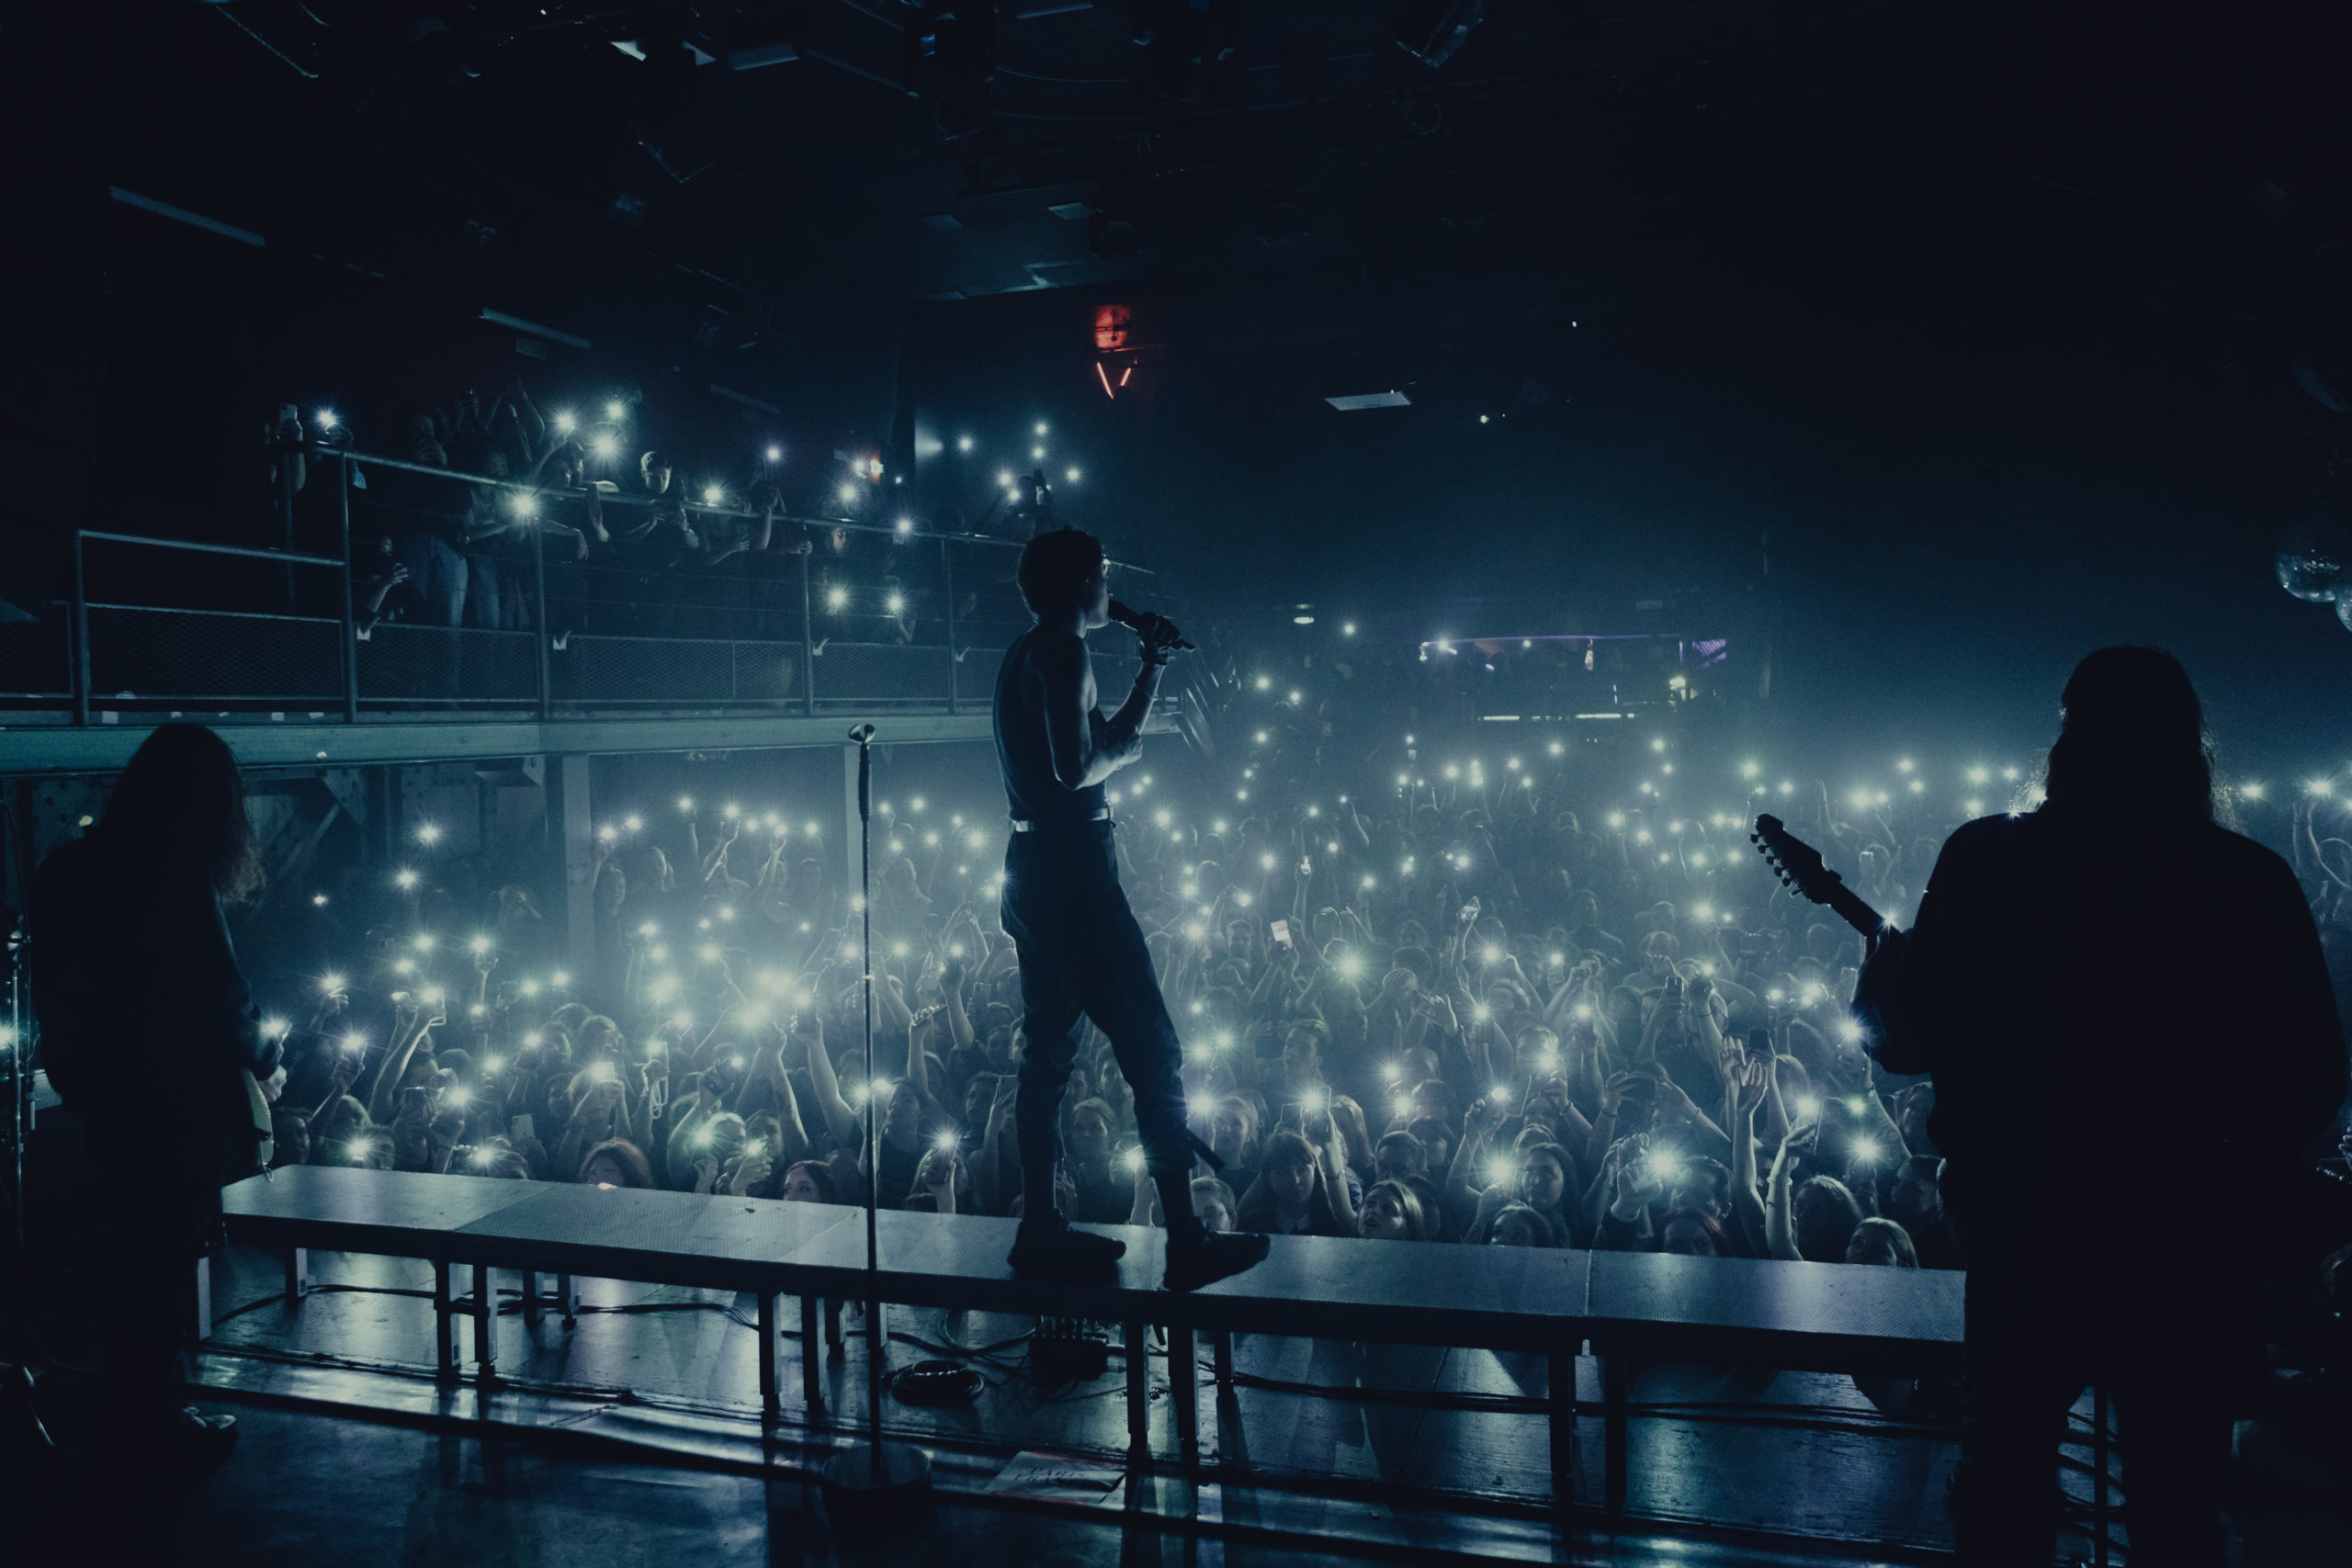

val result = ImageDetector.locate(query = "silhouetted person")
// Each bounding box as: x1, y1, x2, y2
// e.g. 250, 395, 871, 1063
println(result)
992, 527, 1267, 1290
1858, 648, 2346, 1567
31, 724, 282, 1471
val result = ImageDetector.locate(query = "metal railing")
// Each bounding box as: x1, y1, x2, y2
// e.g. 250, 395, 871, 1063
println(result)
30, 444, 1158, 726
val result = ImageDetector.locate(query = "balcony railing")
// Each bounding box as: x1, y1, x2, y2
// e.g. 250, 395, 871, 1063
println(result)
17, 445, 1158, 727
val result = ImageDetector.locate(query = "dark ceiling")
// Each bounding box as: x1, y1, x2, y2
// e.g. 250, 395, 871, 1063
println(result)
63, 2, 2352, 321
9, 1, 2352, 741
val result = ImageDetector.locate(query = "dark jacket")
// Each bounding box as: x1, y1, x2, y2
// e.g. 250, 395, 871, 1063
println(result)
31, 834, 277, 1179
1860, 807, 2344, 1279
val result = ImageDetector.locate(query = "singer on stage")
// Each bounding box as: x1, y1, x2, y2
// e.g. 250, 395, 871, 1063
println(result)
993, 528, 1269, 1290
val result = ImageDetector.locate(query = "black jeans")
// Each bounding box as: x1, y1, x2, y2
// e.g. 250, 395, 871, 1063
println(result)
1000, 821, 1190, 1221
1955, 1262, 2243, 1568
96, 1121, 220, 1431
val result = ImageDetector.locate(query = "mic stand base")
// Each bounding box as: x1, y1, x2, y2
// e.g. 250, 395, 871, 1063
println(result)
819, 1438, 933, 1529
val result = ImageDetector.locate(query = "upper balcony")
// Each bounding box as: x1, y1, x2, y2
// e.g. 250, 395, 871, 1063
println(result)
0, 444, 1170, 774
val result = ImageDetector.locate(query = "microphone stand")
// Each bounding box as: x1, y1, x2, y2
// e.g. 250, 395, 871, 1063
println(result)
819, 724, 931, 1520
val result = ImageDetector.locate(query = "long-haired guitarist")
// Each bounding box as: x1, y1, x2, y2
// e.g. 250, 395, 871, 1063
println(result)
1852, 649, 2345, 1568
31, 723, 280, 1471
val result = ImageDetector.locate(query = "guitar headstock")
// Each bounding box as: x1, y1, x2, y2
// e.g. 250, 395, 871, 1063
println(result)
1749, 814, 1845, 908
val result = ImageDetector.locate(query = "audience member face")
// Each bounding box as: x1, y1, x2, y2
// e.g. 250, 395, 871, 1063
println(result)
1520, 1153, 1566, 1212
1662, 1213, 1719, 1257
1847, 1226, 1905, 1267
1208, 1107, 1249, 1165
1488, 1210, 1541, 1247
1360, 1189, 1411, 1239
1670, 1170, 1724, 1220
1068, 1111, 1111, 1166
1266, 1152, 1314, 1209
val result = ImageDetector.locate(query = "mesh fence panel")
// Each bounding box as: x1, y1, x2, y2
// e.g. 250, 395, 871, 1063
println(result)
90, 606, 342, 703
729, 641, 801, 702
811, 642, 952, 705
0, 611, 71, 697
955, 646, 1007, 707
561, 636, 736, 705
360, 625, 537, 704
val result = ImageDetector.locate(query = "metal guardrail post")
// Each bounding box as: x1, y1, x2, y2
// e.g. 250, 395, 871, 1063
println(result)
798, 545, 816, 716
941, 536, 957, 716
70, 534, 89, 727
532, 525, 551, 721
337, 454, 358, 723
277, 438, 299, 604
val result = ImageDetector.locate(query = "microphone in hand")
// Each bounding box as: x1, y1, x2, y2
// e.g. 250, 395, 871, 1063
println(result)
1108, 598, 1193, 661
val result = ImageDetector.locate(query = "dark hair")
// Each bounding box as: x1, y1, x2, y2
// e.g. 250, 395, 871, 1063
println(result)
576, 1137, 654, 1189
1375, 1130, 1429, 1175
1191, 1176, 1238, 1222
1845, 1215, 1919, 1268
2042, 647, 2218, 823
1517, 1142, 1577, 1206
1015, 527, 1104, 617
1258, 1128, 1316, 1172
1674, 1155, 1733, 1205
100, 724, 261, 903
1487, 1201, 1559, 1247
783, 1159, 842, 1202
1792, 1174, 1866, 1263
1661, 1208, 1728, 1256
1361, 1178, 1433, 1240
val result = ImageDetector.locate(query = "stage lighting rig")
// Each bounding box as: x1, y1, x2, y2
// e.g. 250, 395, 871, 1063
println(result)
1131, 0, 1240, 103
1392, 0, 1487, 70
902, 3, 997, 138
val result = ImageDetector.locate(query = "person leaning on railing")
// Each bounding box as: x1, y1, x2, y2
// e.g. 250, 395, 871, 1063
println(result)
375, 413, 473, 629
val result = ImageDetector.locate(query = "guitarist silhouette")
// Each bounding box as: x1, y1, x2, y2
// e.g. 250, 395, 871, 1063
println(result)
1847, 649, 2344, 1568
31, 724, 280, 1471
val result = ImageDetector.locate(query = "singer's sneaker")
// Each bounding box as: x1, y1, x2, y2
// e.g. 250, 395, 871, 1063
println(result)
1008, 1214, 1126, 1277
1162, 1224, 1269, 1292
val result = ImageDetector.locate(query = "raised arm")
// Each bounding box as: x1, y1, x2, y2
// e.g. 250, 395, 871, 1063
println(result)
939, 954, 975, 1053
1726, 1057, 1770, 1255
1765, 1125, 1813, 1261
796, 1010, 858, 1146
366, 999, 435, 1125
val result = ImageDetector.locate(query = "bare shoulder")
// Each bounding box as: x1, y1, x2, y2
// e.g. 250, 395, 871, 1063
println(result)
1026, 629, 1092, 688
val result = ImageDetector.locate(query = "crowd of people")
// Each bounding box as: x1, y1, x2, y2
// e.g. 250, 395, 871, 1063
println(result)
276, 384, 1043, 650
238, 690, 2352, 1340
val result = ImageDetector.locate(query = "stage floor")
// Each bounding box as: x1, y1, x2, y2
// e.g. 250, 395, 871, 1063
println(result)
7, 1242, 2345, 1565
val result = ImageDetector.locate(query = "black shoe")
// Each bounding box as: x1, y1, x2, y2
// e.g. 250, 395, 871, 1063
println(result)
1163, 1229, 1269, 1292
1008, 1216, 1126, 1278
105, 1406, 238, 1474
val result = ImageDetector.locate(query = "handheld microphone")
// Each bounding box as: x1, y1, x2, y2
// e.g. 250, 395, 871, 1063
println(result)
1107, 599, 1194, 652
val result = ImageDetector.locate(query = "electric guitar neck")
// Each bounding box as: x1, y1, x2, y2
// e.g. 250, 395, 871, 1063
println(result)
1748, 815, 1889, 939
